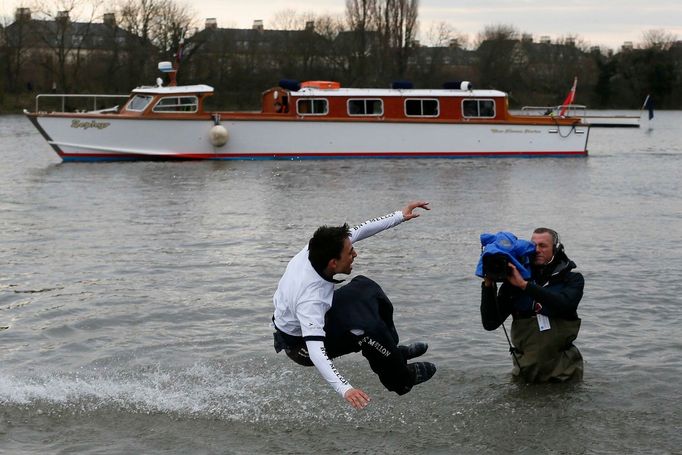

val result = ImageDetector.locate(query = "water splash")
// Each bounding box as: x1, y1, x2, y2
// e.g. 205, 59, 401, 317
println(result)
0, 361, 297, 421
0, 360, 468, 427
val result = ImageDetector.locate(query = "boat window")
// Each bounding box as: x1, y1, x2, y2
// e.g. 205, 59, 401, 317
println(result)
405, 99, 439, 117
297, 98, 328, 116
348, 99, 383, 116
152, 96, 198, 113
125, 94, 153, 112
462, 99, 496, 118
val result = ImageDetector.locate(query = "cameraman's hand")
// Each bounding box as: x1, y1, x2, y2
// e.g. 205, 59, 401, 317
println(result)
506, 263, 528, 289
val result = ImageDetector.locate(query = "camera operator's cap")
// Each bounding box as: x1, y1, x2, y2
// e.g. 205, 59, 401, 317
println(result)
475, 231, 536, 279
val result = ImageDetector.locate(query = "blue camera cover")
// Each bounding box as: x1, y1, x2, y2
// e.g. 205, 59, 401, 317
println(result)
475, 231, 536, 279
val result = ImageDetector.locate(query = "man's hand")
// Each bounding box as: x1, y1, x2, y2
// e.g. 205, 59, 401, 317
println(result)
506, 263, 528, 290
344, 388, 370, 410
402, 201, 430, 220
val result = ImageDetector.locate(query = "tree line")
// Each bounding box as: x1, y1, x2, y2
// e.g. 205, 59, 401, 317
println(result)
1, 0, 680, 112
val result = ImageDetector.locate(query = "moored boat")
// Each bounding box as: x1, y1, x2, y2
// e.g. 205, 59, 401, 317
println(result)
25, 63, 590, 162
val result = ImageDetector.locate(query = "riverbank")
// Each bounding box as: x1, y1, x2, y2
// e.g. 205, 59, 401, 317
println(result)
0, 92, 34, 114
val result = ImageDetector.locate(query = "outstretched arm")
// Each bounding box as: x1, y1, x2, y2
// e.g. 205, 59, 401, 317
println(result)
350, 201, 430, 244
305, 340, 370, 409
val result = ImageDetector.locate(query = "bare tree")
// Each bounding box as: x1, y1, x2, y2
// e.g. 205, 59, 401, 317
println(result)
373, 0, 419, 79
555, 34, 590, 52
2, 9, 33, 92
424, 21, 466, 48
154, 0, 195, 58
117, 0, 160, 44
474, 23, 518, 48
309, 13, 346, 79
344, 0, 376, 84
640, 29, 677, 51
271, 9, 302, 31
28, 0, 103, 92
116, 0, 194, 83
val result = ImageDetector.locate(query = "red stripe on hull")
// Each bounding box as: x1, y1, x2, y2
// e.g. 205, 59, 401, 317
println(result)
59, 150, 588, 160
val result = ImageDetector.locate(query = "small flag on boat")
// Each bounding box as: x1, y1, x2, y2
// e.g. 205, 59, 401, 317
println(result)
558, 77, 577, 117
642, 95, 654, 120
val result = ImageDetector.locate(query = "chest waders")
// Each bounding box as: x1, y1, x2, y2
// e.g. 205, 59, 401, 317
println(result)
507, 316, 583, 382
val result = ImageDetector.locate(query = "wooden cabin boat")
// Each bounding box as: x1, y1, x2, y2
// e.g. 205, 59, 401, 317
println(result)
25, 64, 589, 162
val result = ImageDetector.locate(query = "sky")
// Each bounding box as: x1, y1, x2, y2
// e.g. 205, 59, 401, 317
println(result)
2, 0, 681, 50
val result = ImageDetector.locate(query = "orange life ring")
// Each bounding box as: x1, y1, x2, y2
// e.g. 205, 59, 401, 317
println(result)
300, 81, 341, 89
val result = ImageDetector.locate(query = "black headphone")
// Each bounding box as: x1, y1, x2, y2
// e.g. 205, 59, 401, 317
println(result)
549, 229, 564, 255
535, 227, 563, 255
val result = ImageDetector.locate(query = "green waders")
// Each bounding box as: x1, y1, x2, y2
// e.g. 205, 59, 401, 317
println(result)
510, 316, 583, 382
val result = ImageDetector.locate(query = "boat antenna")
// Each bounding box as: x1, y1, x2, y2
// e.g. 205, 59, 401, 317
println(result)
168, 67, 177, 87
170, 37, 185, 87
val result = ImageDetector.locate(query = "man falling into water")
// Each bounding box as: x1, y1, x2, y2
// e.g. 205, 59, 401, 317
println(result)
272, 201, 436, 409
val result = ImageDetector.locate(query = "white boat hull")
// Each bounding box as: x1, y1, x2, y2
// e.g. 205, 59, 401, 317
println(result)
29, 116, 589, 161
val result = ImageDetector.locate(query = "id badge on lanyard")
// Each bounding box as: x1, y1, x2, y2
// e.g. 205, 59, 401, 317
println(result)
533, 282, 552, 332
537, 313, 551, 331
534, 290, 551, 331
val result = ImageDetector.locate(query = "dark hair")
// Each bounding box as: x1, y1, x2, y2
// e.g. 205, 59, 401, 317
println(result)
308, 223, 351, 272
533, 227, 561, 252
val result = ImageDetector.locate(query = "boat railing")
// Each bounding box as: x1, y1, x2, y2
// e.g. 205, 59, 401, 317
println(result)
521, 103, 642, 127
34, 94, 129, 114
521, 104, 587, 117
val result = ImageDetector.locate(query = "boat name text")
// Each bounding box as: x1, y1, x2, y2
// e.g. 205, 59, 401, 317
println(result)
71, 120, 111, 130
491, 128, 541, 134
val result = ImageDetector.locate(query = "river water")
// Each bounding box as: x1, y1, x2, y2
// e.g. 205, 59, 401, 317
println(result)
1, 113, 680, 454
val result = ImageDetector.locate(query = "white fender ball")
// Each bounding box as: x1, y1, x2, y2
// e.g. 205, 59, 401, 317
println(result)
209, 124, 229, 147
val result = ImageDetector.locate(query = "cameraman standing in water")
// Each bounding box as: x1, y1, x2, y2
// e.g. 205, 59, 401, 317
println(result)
480, 228, 584, 382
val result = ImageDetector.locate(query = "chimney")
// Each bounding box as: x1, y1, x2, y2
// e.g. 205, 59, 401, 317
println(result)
103, 12, 116, 27
305, 21, 315, 32
56, 10, 70, 23
15, 7, 31, 21
448, 38, 459, 48
205, 18, 217, 30
622, 41, 633, 50
252, 19, 263, 31
522, 33, 533, 43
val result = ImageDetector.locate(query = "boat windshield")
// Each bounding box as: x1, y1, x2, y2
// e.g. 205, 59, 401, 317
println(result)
152, 96, 199, 113
126, 94, 153, 112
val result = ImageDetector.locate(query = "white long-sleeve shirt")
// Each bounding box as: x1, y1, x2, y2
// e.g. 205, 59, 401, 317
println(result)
273, 210, 404, 396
